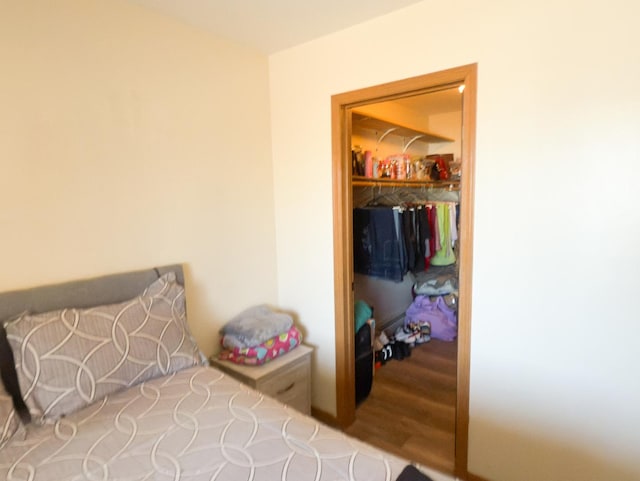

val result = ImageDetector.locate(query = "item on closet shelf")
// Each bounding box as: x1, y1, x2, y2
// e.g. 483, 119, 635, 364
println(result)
414, 158, 428, 179
435, 156, 449, 180
378, 157, 394, 178
404, 295, 458, 342
383, 154, 405, 180
352, 147, 364, 176
404, 156, 413, 180
426, 153, 453, 181
449, 160, 461, 179
364, 150, 374, 178
395, 155, 406, 180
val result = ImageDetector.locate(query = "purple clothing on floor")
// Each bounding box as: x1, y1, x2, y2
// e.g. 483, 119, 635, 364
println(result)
404, 295, 458, 341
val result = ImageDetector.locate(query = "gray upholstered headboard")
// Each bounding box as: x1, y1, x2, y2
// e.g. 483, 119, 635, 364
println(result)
0, 264, 184, 323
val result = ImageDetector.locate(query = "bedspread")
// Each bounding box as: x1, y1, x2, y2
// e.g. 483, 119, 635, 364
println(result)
0, 366, 410, 481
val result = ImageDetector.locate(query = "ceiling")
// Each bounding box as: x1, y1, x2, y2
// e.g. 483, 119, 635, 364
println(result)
125, 1, 461, 114
127, 0, 424, 54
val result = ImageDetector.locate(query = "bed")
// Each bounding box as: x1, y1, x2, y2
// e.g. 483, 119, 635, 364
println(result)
0, 265, 441, 481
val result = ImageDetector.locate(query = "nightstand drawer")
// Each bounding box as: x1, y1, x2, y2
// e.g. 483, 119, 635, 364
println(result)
210, 345, 312, 415
258, 361, 310, 412
276, 381, 310, 414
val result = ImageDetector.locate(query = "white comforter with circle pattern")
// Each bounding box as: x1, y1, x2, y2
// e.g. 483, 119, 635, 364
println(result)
0, 366, 411, 481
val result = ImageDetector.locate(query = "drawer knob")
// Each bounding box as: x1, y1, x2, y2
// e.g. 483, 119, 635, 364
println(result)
276, 382, 295, 395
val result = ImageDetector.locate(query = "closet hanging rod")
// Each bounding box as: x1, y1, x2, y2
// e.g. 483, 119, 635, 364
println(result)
352, 178, 460, 190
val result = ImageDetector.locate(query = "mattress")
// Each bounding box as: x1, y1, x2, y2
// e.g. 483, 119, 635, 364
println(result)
0, 366, 412, 481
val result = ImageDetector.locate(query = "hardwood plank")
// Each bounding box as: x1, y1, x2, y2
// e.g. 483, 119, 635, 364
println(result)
345, 339, 457, 476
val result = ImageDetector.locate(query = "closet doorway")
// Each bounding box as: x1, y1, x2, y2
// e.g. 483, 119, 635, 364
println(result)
331, 64, 477, 478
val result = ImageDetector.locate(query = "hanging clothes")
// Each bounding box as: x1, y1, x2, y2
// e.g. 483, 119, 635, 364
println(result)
430, 202, 457, 267
401, 208, 416, 273
392, 207, 408, 275
353, 206, 404, 282
449, 203, 458, 248
425, 205, 435, 268
353, 200, 457, 280
413, 206, 431, 273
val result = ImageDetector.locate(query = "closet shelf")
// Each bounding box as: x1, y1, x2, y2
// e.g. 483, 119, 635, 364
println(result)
352, 176, 460, 190
352, 112, 454, 144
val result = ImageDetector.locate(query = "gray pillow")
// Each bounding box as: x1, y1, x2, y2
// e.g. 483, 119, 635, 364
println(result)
6, 272, 202, 423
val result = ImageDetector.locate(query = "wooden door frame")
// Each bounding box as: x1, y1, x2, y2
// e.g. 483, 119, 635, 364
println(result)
331, 64, 477, 479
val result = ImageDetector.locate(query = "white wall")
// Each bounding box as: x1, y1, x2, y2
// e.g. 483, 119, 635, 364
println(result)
0, 0, 278, 356
269, 1, 640, 480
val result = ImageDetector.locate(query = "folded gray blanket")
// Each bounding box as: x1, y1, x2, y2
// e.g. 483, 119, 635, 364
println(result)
220, 305, 293, 349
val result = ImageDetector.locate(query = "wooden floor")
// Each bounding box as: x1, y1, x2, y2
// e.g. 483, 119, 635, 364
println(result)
345, 339, 457, 475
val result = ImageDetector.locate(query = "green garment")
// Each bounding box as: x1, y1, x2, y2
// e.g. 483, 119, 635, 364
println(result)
430, 203, 456, 266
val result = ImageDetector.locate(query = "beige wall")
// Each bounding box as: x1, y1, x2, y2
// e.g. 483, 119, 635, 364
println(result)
0, 0, 278, 355
3, 1, 640, 480
269, 1, 640, 480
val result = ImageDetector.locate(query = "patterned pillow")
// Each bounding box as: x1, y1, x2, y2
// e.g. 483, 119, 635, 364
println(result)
0, 383, 22, 447
5, 272, 202, 423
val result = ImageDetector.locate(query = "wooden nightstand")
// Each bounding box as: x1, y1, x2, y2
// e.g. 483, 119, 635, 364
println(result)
210, 344, 312, 415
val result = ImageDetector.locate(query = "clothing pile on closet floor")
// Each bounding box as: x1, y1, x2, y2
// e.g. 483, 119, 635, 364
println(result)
409, 263, 459, 342
374, 322, 432, 366
218, 305, 301, 365
405, 294, 457, 342
373, 279, 459, 368
412, 264, 458, 297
